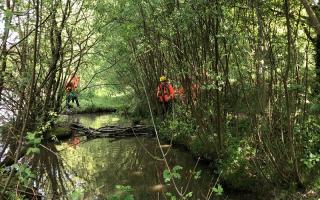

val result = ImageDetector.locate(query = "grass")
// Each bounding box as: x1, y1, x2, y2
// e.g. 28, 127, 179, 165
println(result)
72, 93, 131, 114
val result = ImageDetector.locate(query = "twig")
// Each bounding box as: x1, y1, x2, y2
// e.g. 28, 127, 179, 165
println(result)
183, 157, 200, 195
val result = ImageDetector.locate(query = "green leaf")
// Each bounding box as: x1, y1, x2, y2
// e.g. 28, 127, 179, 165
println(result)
165, 193, 176, 200
194, 170, 201, 179
115, 185, 133, 192
115, 185, 122, 189
171, 165, 183, 179
212, 184, 223, 196
12, 164, 19, 170
109, 195, 120, 200
166, 192, 172, 197
26, 132, 35, 141
34, 138, 42, 144
172, 165, 183, 172
4, 9, 13, 18
163, 169, 171, 183
27, 147, 40, 155
124, 194, 134, 200
172, 172, 181, 179
70, 189, 84, 200
26, 148, 33, 156
32, 147, 40, 154
185, 192, 193, 198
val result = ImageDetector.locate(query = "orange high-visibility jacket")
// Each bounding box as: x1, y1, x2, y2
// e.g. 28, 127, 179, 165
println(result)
66, 76, 80, 92
157, 82, 175, 102
71, 76, 80, 89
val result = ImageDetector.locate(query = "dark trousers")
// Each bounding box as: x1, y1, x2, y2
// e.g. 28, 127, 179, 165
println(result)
66, 92, 80, 109
160, 100, 172, 117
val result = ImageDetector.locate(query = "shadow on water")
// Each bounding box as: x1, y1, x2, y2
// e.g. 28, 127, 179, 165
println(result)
56, 137, 218, 199
33, 113, 267, 200
31, 143, 72, 199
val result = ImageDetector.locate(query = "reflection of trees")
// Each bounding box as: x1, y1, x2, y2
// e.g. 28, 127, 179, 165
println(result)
58, 137, 161, 198
67, 113, 131, 129
31, 143, 74, 199
37, 136, 214, 200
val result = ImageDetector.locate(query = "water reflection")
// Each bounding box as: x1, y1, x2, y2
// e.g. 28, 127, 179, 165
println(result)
32, 143, 71, 199
59, 113, 131, 129
57, 137, 214, 199
39, 113, 263, 200
47, 113, 217, 199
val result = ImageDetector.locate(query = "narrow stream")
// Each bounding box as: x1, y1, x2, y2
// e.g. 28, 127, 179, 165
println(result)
43, 113, 263, 200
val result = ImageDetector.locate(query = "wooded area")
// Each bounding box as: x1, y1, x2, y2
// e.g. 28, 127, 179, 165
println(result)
1, 0, 320, 199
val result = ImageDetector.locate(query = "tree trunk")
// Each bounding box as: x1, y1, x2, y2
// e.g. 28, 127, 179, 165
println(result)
0, 0, 15, 101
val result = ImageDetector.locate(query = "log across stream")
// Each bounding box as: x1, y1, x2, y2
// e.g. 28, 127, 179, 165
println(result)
70, 122, 155, 139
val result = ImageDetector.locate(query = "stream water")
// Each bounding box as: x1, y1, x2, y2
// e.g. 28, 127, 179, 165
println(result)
40, 113, 264, 200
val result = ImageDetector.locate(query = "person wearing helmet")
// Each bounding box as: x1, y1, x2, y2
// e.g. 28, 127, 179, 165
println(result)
157, 76, 174, 116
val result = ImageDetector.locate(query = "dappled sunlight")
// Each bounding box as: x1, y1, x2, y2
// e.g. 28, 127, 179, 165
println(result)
159, 144, 171, 149
3, 0, 318, 198
111, 117, 120, 122
150, 184, 165, 192
111, 93, 127, 97
62, 113, 131, 129
131, 171, 143, 176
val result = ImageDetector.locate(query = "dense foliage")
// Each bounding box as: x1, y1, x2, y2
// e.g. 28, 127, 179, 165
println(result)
1, 0, 320, 198
91, 0, 320, 193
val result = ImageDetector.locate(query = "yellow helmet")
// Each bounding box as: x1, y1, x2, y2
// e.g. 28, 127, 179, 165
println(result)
160, 76, 166, 82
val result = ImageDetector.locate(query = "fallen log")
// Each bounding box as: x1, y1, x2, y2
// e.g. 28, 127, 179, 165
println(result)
70, 122, 155, 139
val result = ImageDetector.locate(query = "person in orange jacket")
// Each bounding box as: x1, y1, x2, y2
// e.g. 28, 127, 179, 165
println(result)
66, 75, 80, 109
157, 76, 174, 116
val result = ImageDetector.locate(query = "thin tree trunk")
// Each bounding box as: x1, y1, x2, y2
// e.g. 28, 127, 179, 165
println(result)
0, 0, 15, 101
284, 0, 302, 186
